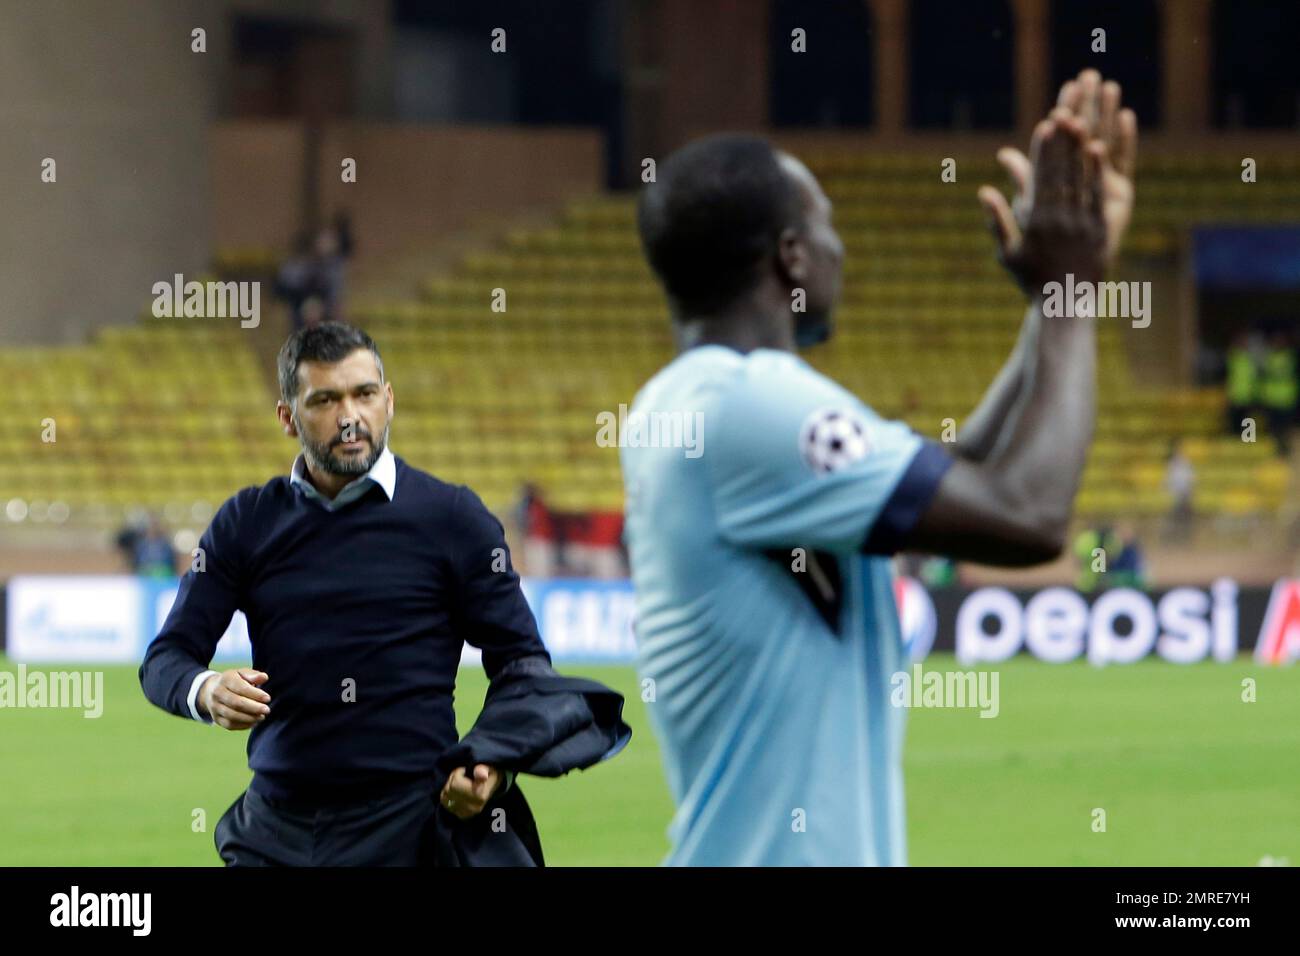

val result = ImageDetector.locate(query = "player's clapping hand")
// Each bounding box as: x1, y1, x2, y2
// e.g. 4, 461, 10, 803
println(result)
440, 764, 504, 820
199, 669, 271, 731
977, 107, 1107, 293
1052, 68, 1138, 261
978, 68, 1138, 292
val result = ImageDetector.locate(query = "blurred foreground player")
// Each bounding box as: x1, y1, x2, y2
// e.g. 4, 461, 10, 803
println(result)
141, 322, 628, 865
623, 71, 1137, 864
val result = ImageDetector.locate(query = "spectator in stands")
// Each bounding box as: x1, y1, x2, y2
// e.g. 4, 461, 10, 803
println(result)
1110, 521, 1147, 590
114, 509, 147, 566
312, 212, 353, 323
117, 512, 178, 578
1260, 330, 1297, 457
1163, 439, 1195, 543
513, 482, 557, 578
564, 511, 627, 579
1224, 332, 1258, 437
274, 213, 353, 332
274, 232, 320, 332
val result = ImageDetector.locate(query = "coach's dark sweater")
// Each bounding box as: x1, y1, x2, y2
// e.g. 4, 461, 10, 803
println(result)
139, 453, 548, 803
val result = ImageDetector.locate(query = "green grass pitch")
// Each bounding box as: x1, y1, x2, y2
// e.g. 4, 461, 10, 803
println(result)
1, 654, 1296, 865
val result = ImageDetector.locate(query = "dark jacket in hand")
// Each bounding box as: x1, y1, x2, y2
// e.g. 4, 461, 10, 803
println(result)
428, 655, 632, 866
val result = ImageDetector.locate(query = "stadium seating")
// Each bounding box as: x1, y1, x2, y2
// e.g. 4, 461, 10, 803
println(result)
0, 325, 282, 535
0, 152, 1294, 540
359, 151, 1297, 522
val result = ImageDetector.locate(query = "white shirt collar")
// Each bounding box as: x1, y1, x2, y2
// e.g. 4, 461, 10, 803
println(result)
289, 444, 396, 509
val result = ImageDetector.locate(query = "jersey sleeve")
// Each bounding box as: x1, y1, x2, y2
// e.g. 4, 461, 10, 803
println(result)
706, 353, 953, 555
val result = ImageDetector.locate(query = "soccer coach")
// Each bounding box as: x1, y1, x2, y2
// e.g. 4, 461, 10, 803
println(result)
140, 322, 548, 865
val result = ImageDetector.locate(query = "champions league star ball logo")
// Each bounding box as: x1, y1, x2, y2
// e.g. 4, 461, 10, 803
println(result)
800, 408, 871, 474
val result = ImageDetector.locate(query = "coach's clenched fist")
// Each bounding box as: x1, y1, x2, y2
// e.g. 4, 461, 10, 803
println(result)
439, 764, 504, 820
199, 669, 272, 731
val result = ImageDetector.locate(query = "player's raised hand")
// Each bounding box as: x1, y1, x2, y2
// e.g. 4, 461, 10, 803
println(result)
1055, 68, 1138, 260
199, 668, 271, 731
979, 113, 1107, 293
981, 69, 1137, 277
439, 764, 504, 820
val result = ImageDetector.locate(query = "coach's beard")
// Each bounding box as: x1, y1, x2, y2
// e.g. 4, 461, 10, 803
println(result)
298, 417, 390, 477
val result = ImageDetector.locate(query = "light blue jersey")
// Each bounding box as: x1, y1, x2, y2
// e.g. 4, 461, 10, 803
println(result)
621, 346, 952, 866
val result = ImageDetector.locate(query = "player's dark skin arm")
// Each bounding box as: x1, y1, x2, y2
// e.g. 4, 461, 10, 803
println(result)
955, 70, 1135, 465
906, 102, 1129, 567
913, 293, 1093, 566
952, 305, 1039, 463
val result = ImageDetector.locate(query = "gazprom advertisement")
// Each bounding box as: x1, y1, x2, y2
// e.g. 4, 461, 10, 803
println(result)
4, 575, 1299, 666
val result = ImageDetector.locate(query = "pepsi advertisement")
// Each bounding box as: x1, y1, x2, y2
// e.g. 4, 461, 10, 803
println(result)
3, 575, 1298, 665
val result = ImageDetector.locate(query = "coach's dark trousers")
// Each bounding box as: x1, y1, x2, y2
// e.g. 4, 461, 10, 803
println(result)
215, 779, 440, 866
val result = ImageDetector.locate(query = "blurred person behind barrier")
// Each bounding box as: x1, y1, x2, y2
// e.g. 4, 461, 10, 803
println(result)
275, 215, 353, 332
129, 512, 179, 578
1260, 330, 1296, 457
513, 482, 557, 578
1110, 521, 1147, 590
1225, 332, 1258, 436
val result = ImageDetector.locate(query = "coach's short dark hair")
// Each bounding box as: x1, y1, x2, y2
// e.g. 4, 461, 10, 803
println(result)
637, 133, 803, 314
277, 322, 384, 406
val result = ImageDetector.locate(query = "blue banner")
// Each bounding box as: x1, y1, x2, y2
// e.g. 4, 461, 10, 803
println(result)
1193, 226, 1300, 290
